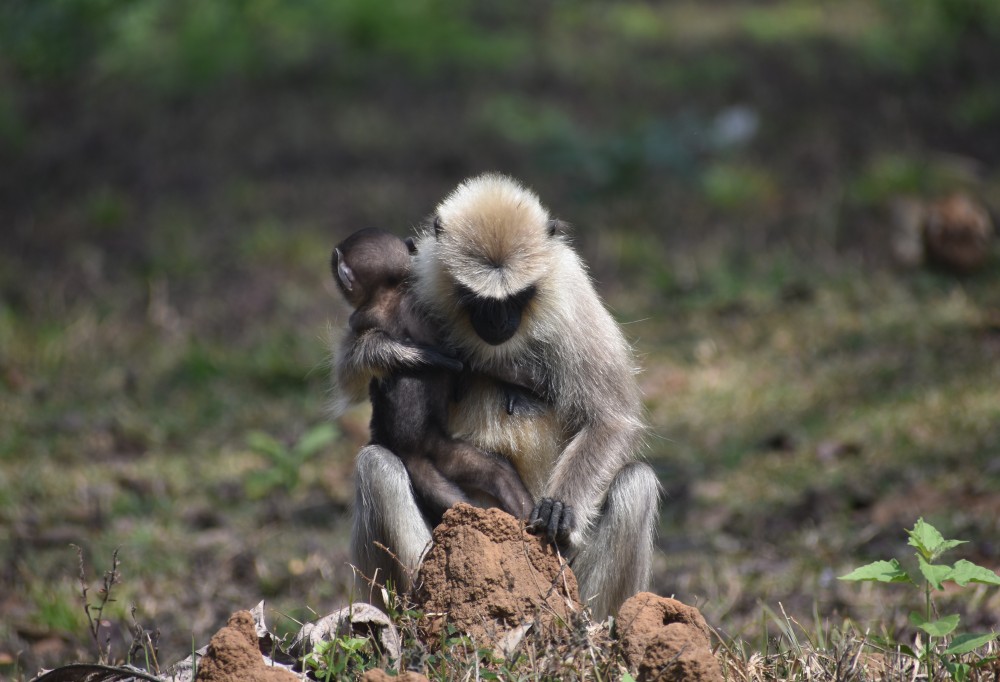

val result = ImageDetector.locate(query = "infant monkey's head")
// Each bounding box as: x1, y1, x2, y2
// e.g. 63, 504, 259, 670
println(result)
332, 228, 416, 309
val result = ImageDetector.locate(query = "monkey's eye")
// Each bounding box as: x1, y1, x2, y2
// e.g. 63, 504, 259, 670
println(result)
512, 284, 538, 307
455, 283, 478, 308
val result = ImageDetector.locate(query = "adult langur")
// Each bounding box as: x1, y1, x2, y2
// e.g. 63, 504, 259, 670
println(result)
344, 174, 660, 620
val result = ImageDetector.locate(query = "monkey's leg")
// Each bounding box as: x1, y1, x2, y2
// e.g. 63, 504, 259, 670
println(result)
435, 439, 534, 520
404, 456, 470, 527
351, 444, 432, 602
568, 461, 660, 622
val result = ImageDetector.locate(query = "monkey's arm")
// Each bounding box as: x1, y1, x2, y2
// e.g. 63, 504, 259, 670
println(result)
531, 415, 643, 553
353, 328, 463, 372
526, 337, 644, 552
338, 329, 462, 393
334, 329, 463, 412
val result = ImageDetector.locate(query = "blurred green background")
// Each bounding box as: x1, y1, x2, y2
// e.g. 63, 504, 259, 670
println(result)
2, 0, 1000, 676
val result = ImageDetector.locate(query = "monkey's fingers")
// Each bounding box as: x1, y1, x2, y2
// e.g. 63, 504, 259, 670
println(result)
528, 498, 551, 530
528, 497, 576, 551
546, 500, 565, 542
557, 504, 575, 542
423, 349, 463, 372
504, 385, 547, 416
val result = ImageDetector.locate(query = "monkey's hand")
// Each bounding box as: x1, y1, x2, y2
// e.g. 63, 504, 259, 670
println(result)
503, 383, 547, 416
528, 497, 576, 553
417, 345, 464, 373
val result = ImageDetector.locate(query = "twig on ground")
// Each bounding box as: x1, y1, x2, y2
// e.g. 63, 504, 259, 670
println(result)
73, 544, 122, 665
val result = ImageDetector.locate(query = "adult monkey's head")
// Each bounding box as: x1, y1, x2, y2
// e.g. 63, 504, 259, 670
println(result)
411, 174, 572, 357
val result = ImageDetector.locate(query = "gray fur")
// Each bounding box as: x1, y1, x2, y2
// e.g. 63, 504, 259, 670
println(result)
351, 444, 432, 598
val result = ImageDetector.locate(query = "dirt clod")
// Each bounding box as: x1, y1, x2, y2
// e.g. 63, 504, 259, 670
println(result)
195, 611, 299, 682
924, 193, 993, 274
616, 592, 722, 682
413, 503, 581, 649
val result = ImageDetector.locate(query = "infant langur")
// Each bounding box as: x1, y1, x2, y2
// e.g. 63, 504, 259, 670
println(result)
332, 228, 534, 525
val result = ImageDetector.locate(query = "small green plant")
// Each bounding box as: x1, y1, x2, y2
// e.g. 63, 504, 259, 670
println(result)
840, 518, 1000, 680
244, 423, 337, 498
303, 634, 373, 681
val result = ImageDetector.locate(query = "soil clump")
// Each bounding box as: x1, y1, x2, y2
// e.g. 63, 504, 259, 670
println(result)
194, 610, 298, 682
413, 503, 581, 649
615, 592, 722, 682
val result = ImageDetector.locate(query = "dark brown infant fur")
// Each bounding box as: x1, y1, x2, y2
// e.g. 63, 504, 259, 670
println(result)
333, 228, 534, 525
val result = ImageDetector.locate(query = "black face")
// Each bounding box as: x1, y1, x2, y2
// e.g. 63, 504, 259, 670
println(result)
457, 283, 537, 345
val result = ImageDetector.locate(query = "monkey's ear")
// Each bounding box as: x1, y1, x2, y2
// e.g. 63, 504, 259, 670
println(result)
433, 215, 444, 238
547, 219, 569, 237
404, 237, 418, 254
334, 248, 355, 291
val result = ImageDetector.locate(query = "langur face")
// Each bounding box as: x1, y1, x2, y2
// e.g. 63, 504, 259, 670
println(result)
457, 283, 537, 345
428, 174, 561, 346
